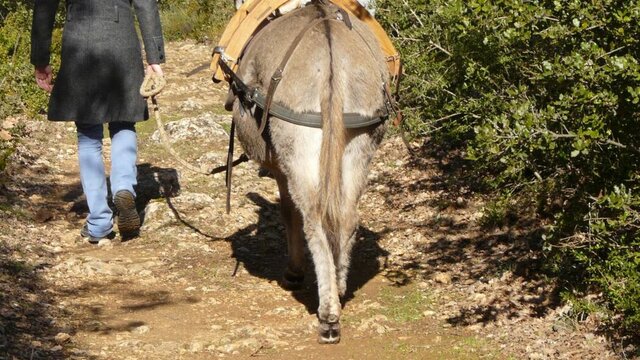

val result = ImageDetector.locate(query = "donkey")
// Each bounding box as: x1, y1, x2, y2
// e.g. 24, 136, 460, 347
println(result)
227, 1, 389, 343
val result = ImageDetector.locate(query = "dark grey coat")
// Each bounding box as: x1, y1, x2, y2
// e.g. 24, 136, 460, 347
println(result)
31, 0, 166, 124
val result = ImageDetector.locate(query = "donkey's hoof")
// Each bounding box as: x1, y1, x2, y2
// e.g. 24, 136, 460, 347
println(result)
280, 270, 304, 291
317, 320, 340, 344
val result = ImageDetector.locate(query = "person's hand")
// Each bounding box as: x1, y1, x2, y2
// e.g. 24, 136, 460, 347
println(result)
146, 64, 164, 77
35, 65, 53, 93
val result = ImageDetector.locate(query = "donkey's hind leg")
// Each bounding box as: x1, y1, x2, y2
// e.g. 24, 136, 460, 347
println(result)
336, 222, 358, 298
336, 127, 386, 297
275, 176, 306, 290
303, 219, 342, 344
334, 187, 360, 298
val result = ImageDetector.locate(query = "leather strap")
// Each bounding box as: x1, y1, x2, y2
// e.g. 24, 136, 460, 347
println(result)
259, 10, 340, 135
226, 120, 237, 214
219, 57, 389, 128
216, 5, 389, 130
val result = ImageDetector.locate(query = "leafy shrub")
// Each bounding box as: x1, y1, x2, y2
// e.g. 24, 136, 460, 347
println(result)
0, 118, 24, 173
0, 2, 59, 119
1, 1, 59, 171
378, 0, 640, 333
580, 185, 640, 330
159, 0, 235, 42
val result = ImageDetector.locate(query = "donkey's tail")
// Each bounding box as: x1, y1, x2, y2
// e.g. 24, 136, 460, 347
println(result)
318, 41, 346, 253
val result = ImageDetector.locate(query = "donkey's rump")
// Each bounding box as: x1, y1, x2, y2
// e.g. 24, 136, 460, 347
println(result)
237, 4, 388, 117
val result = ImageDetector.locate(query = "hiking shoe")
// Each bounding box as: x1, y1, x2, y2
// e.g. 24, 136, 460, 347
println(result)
80, 223, 115, 244
113, 190, 141, 238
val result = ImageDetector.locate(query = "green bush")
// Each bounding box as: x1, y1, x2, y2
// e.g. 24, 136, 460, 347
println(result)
579, 185, 640, 330
1, 1, 58, 171
0, 2, 57, 120
159, 0, 235, 41
378, 0, 640, 333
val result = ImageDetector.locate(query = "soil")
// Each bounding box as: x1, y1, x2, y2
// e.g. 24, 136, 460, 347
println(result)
0, 41, 623, 360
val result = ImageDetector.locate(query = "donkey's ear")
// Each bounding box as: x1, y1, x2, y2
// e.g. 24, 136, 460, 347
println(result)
235, 0, 244, 10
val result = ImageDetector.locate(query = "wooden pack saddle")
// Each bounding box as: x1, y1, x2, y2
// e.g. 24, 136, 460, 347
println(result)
210, 0, 401, 83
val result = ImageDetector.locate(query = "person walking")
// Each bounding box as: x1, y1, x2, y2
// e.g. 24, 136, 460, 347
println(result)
31, 0, 166, 243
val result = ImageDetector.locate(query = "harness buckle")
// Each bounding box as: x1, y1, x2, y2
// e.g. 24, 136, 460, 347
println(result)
272, 69, 283, 82
214, 46, 236, 64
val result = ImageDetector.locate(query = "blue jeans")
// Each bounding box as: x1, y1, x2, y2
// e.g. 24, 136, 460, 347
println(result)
76, 122, 137, 237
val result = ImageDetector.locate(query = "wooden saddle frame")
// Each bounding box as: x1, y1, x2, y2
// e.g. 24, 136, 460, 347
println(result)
210, 0, 401, 85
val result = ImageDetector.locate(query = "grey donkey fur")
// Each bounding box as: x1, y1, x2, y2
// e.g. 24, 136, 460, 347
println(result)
230, 3, 388, 343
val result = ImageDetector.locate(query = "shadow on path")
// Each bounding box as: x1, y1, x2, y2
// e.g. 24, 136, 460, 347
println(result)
0, 240, 69, 360
0, 161, 186, 358
225, 192, 389, 315
54, 279, 200, 336
372, 142, 562, 329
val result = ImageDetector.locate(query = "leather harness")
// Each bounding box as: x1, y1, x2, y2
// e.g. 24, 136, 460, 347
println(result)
215, 2, 400, 213
215, 4, 394, 133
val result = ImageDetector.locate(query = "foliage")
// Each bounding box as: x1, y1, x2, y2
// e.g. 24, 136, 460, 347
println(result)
478, 193, 518, 229
579, 185, 640, 330
1, 1, 55, 171
378, 0, 640, 332
158, 0, 235, 42
0, 119, 23, 173
0, 0, 30, 18
0, 2, 57, 120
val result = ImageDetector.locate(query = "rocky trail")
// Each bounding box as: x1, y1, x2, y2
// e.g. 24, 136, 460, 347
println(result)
0, 41, 618, 359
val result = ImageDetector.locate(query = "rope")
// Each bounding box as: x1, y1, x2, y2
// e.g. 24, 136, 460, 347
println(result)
140, 72, 167, 98
140, 73, 215, 175
140, 72, 250, 213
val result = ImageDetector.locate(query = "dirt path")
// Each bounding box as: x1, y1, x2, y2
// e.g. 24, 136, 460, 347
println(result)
0, 41, 618, 360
